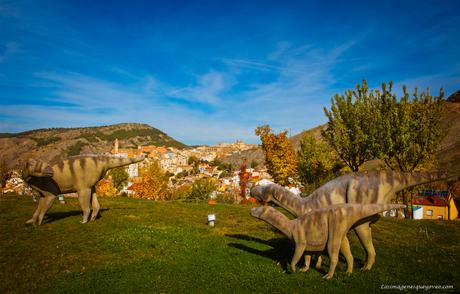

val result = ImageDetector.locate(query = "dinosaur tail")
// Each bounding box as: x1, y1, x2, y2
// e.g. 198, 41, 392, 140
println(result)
107, 156, 145, 169
337, 203, 406, 229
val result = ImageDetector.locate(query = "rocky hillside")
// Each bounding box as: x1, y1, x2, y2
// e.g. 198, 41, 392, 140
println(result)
224, 100, 460, 174
0, 123, 186, 167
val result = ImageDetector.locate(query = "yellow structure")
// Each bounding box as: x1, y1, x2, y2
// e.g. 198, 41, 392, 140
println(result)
412, 190, 459, 220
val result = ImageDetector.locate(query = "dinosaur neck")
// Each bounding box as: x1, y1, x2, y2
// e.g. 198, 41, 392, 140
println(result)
106, 157, 143, 169
259, 208, 294, 240
269, 185, 304, 216
391, 171, 447, 194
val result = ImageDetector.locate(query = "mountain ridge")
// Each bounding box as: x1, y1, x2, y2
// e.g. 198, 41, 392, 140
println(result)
0, 123, 186, 167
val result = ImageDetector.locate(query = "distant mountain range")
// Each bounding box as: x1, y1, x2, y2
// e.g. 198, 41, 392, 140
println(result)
0, 123, 186, 167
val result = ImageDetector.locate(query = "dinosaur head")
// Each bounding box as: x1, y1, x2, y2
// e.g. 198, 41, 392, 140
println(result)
22, 159, 54, 180
250, 185, 273, 203
250, 205, 269, 218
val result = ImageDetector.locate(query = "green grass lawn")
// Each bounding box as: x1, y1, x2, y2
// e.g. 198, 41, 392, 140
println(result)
1, 195, 459, 293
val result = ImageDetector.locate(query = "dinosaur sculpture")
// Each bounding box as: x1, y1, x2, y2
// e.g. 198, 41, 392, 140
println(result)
251, 203, 405, 279
23, 155, 145, 225
251, 170, 452, 270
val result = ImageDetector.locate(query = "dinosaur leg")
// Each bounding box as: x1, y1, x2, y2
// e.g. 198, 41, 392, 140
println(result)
354, 223, 376, 271
315, 256, 322, 269
90, 187, 100, 222
300, 255, 311, 272
27, 193, 44, 225
77, 188, 92, 224
290, 244, 305, 273
340, 236, 353, 274
324, 238, 341, 279
37, 192, 55, 225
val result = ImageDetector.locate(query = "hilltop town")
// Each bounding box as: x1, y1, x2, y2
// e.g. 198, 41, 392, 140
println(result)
109, 139, 277, 199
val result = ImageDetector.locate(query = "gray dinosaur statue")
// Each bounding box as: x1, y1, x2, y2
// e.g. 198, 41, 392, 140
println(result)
251, 203, 405, 279
23, 155, 145, 225
251, 170, 452, 270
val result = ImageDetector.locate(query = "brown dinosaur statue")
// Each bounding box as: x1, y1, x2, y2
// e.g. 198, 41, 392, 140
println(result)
251, 170, 454, 270
23, 155, 145, 225
251, 203, 405, 279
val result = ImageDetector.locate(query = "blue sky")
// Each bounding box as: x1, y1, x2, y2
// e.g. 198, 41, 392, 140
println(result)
1, 0, 459, 145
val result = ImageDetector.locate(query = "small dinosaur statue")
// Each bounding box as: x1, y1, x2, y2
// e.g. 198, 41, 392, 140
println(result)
23, 155, 145, 225
251, 203, 405, 279
251, 170, 453, 270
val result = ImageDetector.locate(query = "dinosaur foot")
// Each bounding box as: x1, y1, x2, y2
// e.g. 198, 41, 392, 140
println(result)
26, 218, 37, 225
300, 266, 309, 272
360, 264, 372, 271
80, 220, 88, 224
322, 273, 334, 279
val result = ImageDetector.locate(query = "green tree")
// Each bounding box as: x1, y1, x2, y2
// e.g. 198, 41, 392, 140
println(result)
250, 160, 258, 169
297, 136, 344, 193
255, 125, 297, 186
378, 83, 445, 172
322, 81, 380, 171
189, 178, 217, 200
109, 167, 129, 192
187, 156, 200, 166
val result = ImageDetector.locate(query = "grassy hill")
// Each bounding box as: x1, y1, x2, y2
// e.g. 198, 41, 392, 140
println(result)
1, 195, 459, 293
0, 123, 186, 167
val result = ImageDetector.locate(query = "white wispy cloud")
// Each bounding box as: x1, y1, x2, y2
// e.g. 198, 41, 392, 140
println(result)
2, 41, 357, 144
168, 71, 235, 105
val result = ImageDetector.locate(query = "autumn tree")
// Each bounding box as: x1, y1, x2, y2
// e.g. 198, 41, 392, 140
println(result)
0, 159, 10, 196
255, 125, 297, 186
109, 167, 129, 192
239, 164, 251, 201
322, 80, 380, 171
96, 179, 117, 197
132, 161, 169, 200
297, 136, 345, 193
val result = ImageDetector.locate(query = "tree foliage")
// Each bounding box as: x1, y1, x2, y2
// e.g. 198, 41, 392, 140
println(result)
131, 161, 169, 200
255, 125, 297, 186
109, 167, 129, 192
239, 164, 251, 198
322, 80, 445, 172
322, 81, 380, 171
297, 136, 345, 193
189, 178, 217, 200
172, 178, 218, 201
377, 83, 445, 172
0, 159, 10, 193
96, 179, 117, 197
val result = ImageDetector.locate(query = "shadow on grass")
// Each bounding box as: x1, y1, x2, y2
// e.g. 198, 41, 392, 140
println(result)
44, 208, 110, 223
227, 234, 325, 274
225, 234, 364, 275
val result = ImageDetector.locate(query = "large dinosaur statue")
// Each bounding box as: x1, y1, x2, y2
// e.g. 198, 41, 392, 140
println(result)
251, 203, 405, 279
23, 155, 145, 225
251, 170, 453, 270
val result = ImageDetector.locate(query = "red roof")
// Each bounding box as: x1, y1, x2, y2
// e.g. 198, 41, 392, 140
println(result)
412, 196, 449, 207
127, 183, 142, 191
